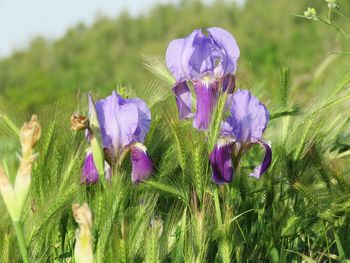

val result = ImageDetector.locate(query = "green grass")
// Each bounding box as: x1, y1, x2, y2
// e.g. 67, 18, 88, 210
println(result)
0, 60, 349, 262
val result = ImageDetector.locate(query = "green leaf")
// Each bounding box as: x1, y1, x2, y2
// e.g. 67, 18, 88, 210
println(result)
87, 93, 106, 187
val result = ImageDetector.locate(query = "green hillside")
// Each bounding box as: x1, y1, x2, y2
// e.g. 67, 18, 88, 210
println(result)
0, 0, 349, 112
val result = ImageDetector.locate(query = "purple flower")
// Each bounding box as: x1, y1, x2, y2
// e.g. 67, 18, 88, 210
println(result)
166, 27, 240, 130
209, 90, 272, 184
82, 91, 153, 183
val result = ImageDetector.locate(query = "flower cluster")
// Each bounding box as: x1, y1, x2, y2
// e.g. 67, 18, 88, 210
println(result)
166, 28, 272, 184
73, 27, 271, 187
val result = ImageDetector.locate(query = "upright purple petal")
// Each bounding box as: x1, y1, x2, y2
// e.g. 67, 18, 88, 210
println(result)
222, 90, 269, 143
166, 38, 186, 82
127, 97, 151, 143
188, 33, 222, 78
207, 27, 240, 75
81, 153, 111, 184
209, 141, 234, 184
131, 143, 153, 184
95, 91, 151, 156
193, 80, 220, 130
166, 27, 240, 84
173, 82, 193, 119
250, 141, 272, 179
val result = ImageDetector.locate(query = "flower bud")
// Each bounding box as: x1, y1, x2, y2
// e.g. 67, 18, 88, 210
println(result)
304, 7, 317, 19
14, 155, 35, 214
150, 217, 163, 238
72, 203, 93, 263
20, 115, 41, 159
71, 113, 89, 131
0, 165, 20, 221
326, 0, 337, 8
88, 94, 105, 181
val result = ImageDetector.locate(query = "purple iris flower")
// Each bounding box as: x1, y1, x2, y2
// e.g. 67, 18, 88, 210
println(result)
209, 90, 272, 184
82, 91, 153, 184
166, 27, 240, 130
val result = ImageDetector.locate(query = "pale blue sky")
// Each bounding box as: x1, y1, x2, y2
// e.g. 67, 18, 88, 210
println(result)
0, 0, 189, 57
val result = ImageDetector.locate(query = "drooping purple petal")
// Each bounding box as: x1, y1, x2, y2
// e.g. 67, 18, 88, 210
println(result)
131, 143, 153, 183
173, 82, 193, 119
81, 152, 111, 184
209, 141, 234, 184
193, 80, 220, 130
207, 27, 240, 74
222, 89, 270, 143
249, 141, 272, 179
95, 91, 151, 156
222, 74, 236, 93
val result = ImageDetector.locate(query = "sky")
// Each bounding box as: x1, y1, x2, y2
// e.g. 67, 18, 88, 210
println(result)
0, 0, 195, 58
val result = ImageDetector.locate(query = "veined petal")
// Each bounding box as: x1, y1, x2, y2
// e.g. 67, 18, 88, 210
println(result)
209, 141, 234, 184
131, 143, 153, 184
81, 153, 111, 184
249, 141, 272, 179
193, 80, 220, 130
173, 82, 193, 119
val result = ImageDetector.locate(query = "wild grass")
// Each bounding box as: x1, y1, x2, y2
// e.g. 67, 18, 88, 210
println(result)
0, 56, 349, 262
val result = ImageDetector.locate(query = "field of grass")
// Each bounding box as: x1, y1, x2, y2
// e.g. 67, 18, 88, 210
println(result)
0, 0, 350, 262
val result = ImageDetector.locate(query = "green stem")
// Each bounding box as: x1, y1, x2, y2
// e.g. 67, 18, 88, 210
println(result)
13, 221, 30, 263
214, 188, 223, 226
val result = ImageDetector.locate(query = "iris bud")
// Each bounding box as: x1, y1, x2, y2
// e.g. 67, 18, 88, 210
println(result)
20, 115, 41, 159
72, 203, 93, 263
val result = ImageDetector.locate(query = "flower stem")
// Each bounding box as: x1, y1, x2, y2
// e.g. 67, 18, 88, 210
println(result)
214, 188, 223, 226
13, 221, 30, 263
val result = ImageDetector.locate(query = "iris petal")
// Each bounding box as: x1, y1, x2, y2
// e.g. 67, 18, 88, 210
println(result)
222, 89, 270, 143
249, 141, 272, 179
131, 143, 153, 184
166, 38, 186, 82
222, 74, 236, 93
207, 27, 240, 75
193, 80, 220, 130
173, 82, 193, 119
81, 153, 111, 184
209, 143, 234, 184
